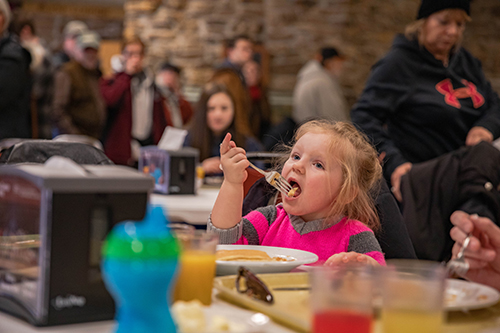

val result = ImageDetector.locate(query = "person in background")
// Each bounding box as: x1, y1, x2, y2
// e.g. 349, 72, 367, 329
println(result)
242, 58, 272, 142
450, 211, 500, 291
15, 18, 50, 73
100, 37, 171, 166
155, 62, 193, 128
14, 18, 54, 139
209, 120, 385, 266
185, 83, 261, 176
217, 35, 254, 85
52, 30, 105, 140
351, 0, 500, 201
293, 47, 349, 124
208, 68, 255, 141
0, 0, 32, 140
52, 20, 88, 69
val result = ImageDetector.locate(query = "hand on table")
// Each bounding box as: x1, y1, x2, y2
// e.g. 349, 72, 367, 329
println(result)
219, 133, 249, 185
324, 252, 380, 267
450, 210, 500, 291
466, 126, 493, 146
390, 162, 412, 202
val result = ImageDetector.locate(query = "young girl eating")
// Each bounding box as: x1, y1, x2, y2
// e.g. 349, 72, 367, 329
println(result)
208, 120, 385, 266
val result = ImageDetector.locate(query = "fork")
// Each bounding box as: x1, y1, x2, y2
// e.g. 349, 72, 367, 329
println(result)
248, 162, 293, 197
446, 234, 471, 277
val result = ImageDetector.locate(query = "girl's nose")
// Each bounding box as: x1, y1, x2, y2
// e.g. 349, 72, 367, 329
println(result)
291, 160, 305, 174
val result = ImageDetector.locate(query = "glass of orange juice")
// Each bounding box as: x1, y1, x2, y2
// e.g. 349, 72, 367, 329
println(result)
379, 260, 446, 333
172, 230, 218, 305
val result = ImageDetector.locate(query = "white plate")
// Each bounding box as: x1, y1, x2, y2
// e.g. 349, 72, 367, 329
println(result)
445, 279, 500, 311
216, 245, 319, 276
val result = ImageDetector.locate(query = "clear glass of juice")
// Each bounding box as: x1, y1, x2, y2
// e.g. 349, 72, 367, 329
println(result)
379, 260, 446, 333
172, 230, 218, 305
311, 265, 375, 333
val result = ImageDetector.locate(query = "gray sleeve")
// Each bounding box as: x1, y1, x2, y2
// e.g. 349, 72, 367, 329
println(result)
347, 231, 383, 254
206, 216, 243, 244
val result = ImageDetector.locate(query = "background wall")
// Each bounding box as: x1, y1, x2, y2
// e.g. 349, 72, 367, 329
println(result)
122, 0, 500, 108
20, 0, 500, 115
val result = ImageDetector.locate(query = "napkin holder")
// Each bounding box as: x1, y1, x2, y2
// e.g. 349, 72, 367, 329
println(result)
0, 163, 153, 326
139, 146, 199, 195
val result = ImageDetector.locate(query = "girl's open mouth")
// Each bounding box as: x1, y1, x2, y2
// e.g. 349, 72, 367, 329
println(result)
287, 180, 301, 198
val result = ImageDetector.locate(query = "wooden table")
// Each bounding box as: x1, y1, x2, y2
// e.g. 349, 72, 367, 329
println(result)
370, 303, 500, 332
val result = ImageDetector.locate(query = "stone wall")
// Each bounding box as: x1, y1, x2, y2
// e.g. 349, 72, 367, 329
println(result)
463, 0, 500, 91
23, 0, 500, 112
18, 2, 124, 51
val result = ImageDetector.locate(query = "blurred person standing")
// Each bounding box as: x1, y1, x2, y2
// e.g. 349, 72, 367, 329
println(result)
52, 20, 88, 69
350, 0, 500, 200
100, 38, 171, 166
217, 35, 254, 85
0, 0, 32, 140
351, 0, 500, 261
52, 31, 105, 140
15, 19, 50, 73
15, 18, 54, 139
242, 59, 272, 141
155, 62, 193, 128
185, 83, 262, 175
293, 47, 349, 124
207, 68, 260, 150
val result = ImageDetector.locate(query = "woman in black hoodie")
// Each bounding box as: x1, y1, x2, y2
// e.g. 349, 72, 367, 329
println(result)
0, 0, 32, 141
351, 0, 500, 202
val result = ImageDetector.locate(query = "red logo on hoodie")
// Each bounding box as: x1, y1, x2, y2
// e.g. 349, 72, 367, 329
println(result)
435, 79, 485, 109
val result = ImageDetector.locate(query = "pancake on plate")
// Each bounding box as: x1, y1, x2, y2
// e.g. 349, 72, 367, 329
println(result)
216, 249, 293, 262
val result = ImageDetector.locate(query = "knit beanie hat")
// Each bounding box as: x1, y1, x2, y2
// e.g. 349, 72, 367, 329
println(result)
320, 47, 345, 62
417, 0, 470, 19
0, 0, 11, 33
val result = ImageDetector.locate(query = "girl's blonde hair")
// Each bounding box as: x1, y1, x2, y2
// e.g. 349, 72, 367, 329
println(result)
285, 120, 382, 231
404, 8, 471, 54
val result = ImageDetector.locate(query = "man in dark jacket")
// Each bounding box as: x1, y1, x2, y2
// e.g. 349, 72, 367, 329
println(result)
217, 35, 253, 85
52, 30, 105, 140
0, 0, 32, 140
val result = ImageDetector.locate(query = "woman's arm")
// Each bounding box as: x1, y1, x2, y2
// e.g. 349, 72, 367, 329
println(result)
350, 53, 412, 180
211, 133, 250, 229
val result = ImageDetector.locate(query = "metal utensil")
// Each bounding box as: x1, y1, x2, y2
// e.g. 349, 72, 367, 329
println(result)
447, 234, 471, 277
236, 266, 274, 304
247, 162, 293, 197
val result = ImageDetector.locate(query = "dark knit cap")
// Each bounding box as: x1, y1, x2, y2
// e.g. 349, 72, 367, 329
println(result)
159, 62, 181, 74
417, 0, 470, 19
320, 47, 344, 61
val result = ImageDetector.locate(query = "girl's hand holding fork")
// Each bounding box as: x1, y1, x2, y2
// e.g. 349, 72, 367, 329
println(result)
211, 133, 249, 229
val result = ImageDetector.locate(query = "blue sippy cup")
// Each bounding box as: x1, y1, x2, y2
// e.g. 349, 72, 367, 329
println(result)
101, 205, 180, 333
